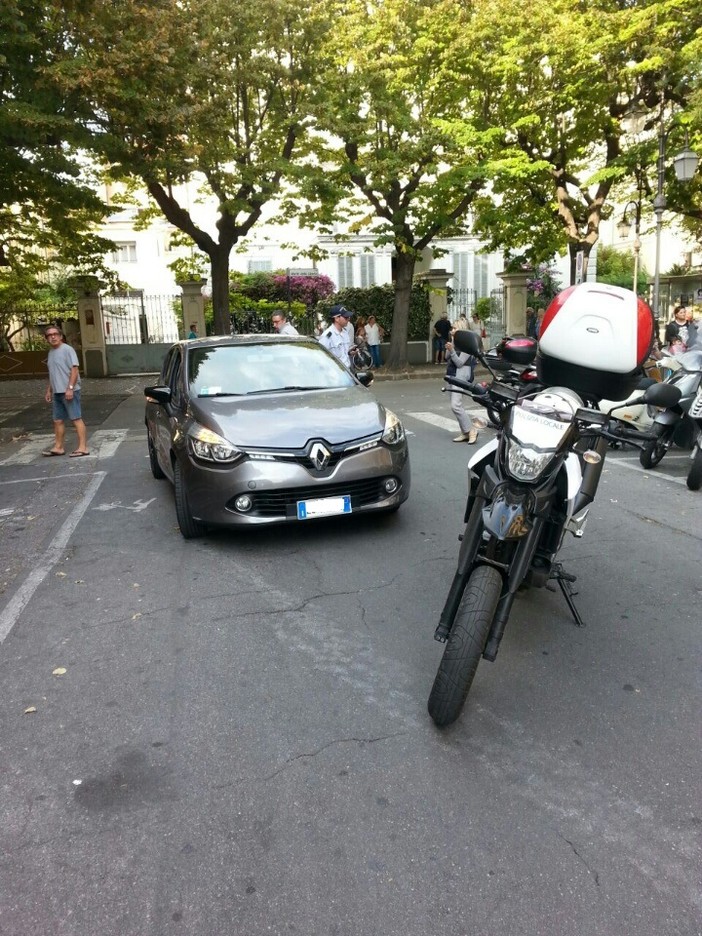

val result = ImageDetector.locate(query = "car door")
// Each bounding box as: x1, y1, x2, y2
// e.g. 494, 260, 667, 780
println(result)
151, 348, 183, 479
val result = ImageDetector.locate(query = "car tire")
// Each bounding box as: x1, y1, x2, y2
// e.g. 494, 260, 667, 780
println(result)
174, 460, 206, 538
147, 430, 166, 479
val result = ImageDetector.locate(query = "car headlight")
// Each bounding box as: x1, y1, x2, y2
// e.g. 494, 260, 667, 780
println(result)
382, 410, 406, 445
187, 424, 243, 464
506, 438, 555, 481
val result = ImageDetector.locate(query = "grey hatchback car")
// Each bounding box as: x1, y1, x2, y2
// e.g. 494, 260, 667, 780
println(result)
145, 335, 410, 537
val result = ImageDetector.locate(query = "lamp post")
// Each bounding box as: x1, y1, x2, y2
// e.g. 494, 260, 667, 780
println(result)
617, 199, 642, 294
651, 96, 699, 341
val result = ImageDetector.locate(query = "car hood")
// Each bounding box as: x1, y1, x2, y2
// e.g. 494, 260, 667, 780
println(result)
188, 385, 387, 448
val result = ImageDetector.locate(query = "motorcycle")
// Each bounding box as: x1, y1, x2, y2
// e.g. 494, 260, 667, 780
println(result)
638, 346, 702, 472
427, 327, 681, 727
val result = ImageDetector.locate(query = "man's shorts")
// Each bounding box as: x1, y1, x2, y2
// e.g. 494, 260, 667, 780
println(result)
52, 391, 82, 421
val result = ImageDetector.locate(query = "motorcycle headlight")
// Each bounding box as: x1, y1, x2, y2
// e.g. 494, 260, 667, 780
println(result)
506, 438, 556, 481
188, 424, 243, 464
382, 410, 406, 445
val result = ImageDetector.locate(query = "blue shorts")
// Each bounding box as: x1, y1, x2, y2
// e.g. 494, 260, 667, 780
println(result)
52, 391, 82, 422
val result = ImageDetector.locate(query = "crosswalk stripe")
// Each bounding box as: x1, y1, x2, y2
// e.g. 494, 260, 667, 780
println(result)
0, 434, 55, 466
0, 428, 130, 466
406, 411, 463, 433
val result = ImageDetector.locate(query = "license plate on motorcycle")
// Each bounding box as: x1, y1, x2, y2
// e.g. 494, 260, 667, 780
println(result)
297, 495, 352, 519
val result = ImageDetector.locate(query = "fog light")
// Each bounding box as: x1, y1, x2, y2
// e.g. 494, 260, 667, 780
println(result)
582, 450, 602, 465
235, 494, 253, 512
383, 478, 399, 494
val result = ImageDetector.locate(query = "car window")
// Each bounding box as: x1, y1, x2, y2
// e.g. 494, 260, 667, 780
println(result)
188, 341, 356, 396
169, 351, 184, 407
160, 348, 176, 384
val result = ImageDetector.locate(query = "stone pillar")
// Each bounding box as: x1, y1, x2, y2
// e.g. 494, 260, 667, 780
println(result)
181, 281, 207, 338
416, 268, 451, 363
75, 284, 107, 377
497, 271, 531, 336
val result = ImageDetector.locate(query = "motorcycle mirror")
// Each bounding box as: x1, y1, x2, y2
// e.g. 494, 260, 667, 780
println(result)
643, 383, 682, 408
453, 329, 482, 356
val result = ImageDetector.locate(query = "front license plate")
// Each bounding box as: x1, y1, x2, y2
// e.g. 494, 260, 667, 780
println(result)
297, 495, 352, 520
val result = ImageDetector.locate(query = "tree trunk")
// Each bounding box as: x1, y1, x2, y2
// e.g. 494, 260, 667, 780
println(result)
209, 247, 231, 335
385, 251, 415, 369
568, 241, 593, 286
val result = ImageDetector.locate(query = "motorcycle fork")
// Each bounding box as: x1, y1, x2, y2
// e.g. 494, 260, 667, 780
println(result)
482, 516, 545, 661
433, 494, 487, 643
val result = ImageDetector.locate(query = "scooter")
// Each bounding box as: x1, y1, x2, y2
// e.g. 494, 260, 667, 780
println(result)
428, 324, 681, 727
638, 346, 702, 471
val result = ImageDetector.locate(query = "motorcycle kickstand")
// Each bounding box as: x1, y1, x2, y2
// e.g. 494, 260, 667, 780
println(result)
549, 563, 585, 628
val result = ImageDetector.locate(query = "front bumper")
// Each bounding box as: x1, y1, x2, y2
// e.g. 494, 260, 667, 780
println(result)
179, 443, 410, 526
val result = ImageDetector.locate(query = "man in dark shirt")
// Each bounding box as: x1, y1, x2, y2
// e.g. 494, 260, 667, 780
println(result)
433, 312, 452, 363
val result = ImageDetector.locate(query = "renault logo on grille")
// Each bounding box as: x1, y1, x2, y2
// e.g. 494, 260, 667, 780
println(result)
309, 442, 331, 470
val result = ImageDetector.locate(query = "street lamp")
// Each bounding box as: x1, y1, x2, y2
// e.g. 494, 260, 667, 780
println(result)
616, 199, 642, 294
652, 102, 699, 341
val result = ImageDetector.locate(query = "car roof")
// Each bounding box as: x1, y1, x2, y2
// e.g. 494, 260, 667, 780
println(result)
180, 335, 312, 349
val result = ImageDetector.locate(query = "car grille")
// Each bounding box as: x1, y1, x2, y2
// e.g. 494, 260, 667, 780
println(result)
227, 478, 393, 518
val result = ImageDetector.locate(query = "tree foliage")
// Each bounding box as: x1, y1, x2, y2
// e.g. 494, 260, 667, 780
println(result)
55, 0, 331, 334
595, 245, 650, 293
0, 1, 112, 274
446, 0, 702, 281
299, 0, 490, 367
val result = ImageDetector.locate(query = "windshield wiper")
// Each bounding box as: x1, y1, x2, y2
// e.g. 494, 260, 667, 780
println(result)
197, 391, 246, 397
245, 386, 328, 395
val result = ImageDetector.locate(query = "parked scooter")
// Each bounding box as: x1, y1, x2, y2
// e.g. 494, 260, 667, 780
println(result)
428, 284, 682, 726
638, 345, 702, 471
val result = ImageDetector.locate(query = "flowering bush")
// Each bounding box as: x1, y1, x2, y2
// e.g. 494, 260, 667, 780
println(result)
527, 266, 562, 310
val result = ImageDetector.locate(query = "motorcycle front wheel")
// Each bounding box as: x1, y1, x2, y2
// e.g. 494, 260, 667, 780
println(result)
687, 444, 702, 491
639, 423, 674, 469
427, 565, 502, 728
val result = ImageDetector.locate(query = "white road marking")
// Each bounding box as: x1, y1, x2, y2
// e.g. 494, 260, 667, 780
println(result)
0, 472, 97, 486
608, 459, 687, 486
0, 434, 55, 465
92, 497, 155, 513
0, 471, 107, 644
0, 428, 129, 466
405, 411, 460, 433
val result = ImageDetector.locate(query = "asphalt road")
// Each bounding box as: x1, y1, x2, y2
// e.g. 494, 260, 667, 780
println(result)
0, 378, 700, 936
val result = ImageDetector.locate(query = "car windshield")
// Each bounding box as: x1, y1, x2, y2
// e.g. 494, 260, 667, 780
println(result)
188, 341, 357, 397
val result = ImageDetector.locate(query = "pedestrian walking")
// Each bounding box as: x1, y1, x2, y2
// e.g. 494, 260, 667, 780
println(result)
42, 325, 90, 457
433, 312, 451, 363
364, 315, 385, 367
445, 331, 478, 444
271, 311, 299, 336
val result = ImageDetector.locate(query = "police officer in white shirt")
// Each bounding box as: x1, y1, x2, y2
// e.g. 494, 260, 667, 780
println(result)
319, 305, 356, 367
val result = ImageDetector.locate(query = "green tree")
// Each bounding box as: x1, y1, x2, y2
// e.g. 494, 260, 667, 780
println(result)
0, 2, 111, 274
56, 0, 331, 335
447, 0, 702, 282
302, 0, 489, 368
595, 245, 649, 294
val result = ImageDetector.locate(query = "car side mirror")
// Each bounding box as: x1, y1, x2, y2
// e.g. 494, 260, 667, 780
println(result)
355, 371, 374, 387
144, 385, 172, 406
643, 383, 681, 408
453, 329, 482, 356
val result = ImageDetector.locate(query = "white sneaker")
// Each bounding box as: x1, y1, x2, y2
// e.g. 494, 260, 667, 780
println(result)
467, 428, 478, 444
453, 433, 470, 442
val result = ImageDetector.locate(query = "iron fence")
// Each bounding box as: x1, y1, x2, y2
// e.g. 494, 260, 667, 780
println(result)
102, 293, 181, 345
485, 287, 506, 349
447, 287, 477, 321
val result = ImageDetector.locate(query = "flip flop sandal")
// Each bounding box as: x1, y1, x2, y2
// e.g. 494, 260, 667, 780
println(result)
42, 450, 65, 457
69, 451, 91, 458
